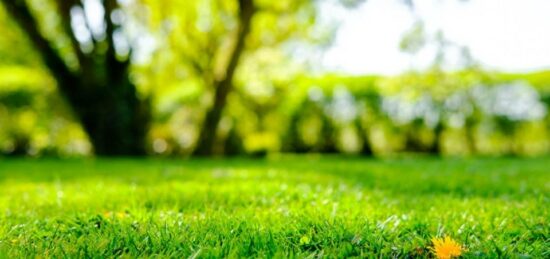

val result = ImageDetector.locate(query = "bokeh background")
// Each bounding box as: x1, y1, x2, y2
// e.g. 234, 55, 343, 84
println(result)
1, 0, 549, 157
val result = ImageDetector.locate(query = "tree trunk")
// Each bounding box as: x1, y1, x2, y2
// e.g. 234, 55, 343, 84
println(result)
193, 0, 255, 156
193, 80, 231, 156
1, 0, 150, 156
67, 78, 150, 156
427, 123, 443, 155
356, 118, 373, 155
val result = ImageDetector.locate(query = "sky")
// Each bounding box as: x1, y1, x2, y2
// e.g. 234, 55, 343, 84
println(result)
321, 0, 550, 75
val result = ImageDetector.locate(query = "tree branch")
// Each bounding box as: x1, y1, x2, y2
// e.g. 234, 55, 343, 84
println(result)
0, 0, 76, 87
103, 0, 131, 83
56, 0, 92, 74
193, 0, 257, 155
216, 0, 256, 87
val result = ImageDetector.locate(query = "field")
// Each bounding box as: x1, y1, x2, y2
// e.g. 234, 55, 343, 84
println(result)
0, 156, 548, 257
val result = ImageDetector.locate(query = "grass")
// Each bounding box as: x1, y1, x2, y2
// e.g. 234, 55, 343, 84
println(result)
0, 156, 548, 258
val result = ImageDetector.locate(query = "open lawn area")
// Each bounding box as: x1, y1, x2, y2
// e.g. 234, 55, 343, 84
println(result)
0, 157, 548, 258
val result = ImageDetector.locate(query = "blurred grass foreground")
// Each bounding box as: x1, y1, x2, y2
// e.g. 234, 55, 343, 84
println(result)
0, 157, 548, 257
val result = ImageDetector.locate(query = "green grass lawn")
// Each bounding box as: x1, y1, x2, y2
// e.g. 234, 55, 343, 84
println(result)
0, 156, 548, 258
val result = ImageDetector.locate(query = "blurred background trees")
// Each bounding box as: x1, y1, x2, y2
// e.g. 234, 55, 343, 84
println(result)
0, 0, 549, 157
140, 0, 329, 155
1, 0, 150, 156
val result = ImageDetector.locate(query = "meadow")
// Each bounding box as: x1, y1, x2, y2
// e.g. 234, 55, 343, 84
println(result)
0, 156, 547, 257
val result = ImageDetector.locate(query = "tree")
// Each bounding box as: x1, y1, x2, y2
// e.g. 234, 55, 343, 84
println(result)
0, 0, 150, 156
143, 0, 324, 156
193, 0, 255, 156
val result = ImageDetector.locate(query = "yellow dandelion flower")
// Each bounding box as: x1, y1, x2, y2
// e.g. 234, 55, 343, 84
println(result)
431, 236, 463, 259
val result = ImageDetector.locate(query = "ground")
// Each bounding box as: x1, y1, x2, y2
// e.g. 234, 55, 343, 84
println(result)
0, 156, 547, 257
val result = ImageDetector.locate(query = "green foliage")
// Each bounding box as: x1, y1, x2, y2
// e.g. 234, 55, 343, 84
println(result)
1, 0, 549, 157
0, 157, 547, 257
0, 5, 39, 66
496, 70, 550, 93
139, 0, 318, 97
400, 21, 426, 55
0, 66, 89, 156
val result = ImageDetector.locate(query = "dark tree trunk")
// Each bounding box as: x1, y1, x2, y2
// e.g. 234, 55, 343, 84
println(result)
67, 77, 150, 156
427, 123, 443, 155
193, 79, 233, 156
1, 0, 150, 156
464, 120, 477, 155
193, 0, 256, 156
355, 118, 373, 155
